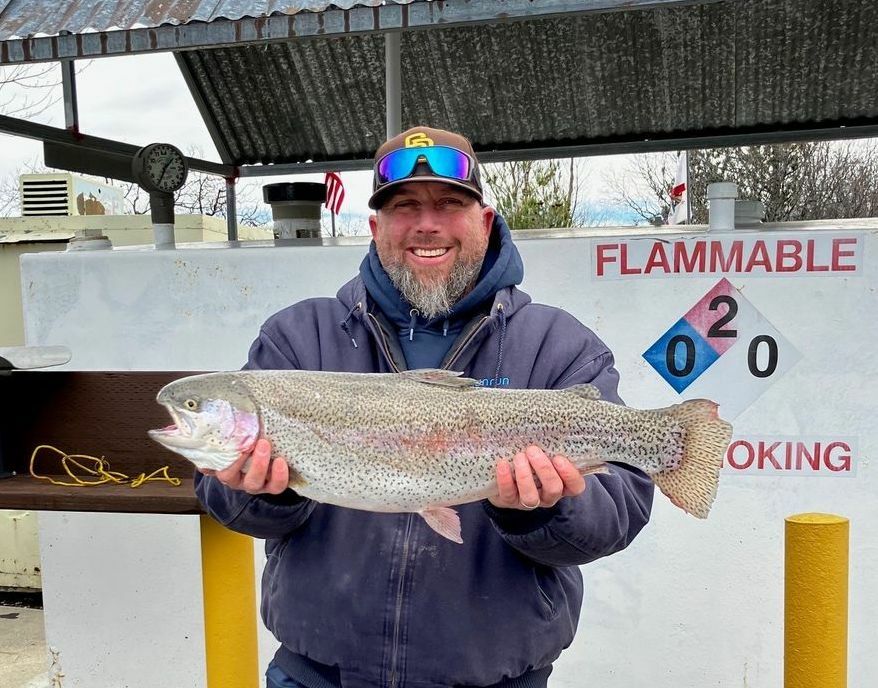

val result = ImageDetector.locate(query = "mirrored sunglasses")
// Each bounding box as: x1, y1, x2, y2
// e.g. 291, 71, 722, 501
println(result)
375, 145, 474, 185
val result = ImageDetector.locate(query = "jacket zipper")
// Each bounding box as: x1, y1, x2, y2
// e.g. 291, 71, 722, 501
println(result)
366, 312, 402, 373
358, 308, 411, 686
389, 514, 414, 688
443, 315, 490, 369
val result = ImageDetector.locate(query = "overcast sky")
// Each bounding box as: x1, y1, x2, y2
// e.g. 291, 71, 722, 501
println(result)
0, 51, 646, 227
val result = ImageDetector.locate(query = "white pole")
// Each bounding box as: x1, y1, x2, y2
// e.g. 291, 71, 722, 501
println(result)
684, 150, 691, 224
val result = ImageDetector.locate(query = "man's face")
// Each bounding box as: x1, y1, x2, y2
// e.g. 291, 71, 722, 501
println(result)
369, 182, 495, 319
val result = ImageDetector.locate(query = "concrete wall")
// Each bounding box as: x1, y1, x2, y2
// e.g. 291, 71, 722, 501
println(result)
0, 214, 261, 348
19, 220, 877, 687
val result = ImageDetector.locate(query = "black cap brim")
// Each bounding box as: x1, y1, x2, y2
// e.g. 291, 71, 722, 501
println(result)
369, 177, 484, 210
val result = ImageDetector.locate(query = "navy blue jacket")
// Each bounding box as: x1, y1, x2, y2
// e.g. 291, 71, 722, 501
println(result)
195, 217, 654, 688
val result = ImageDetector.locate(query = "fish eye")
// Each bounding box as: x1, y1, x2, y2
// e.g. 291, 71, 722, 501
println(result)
184, 399, 198, 410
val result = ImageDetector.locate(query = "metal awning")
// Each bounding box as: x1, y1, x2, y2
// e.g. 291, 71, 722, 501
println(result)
1, 0, 877, 173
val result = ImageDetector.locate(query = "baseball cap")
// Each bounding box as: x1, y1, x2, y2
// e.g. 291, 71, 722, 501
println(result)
368, 126, 484, 209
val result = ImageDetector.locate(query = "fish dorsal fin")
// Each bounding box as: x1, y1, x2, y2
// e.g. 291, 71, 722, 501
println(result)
401, 369, 480, 388
564, 383, 602, 400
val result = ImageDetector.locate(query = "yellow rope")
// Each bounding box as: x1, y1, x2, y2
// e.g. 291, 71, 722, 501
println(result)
29, 444, 182, 488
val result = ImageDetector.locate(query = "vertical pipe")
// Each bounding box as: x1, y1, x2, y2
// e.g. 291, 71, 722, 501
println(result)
385, 32, 402, 137
226, 178, 238, 241
707, 182, 737, 231
150, 191, 176, 250
200, 515, 258, 688
785, 513, 849, 688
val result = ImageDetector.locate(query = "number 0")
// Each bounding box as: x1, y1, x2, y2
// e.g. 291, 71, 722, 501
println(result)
748, 335, 778, 378
666, 335, 696, 377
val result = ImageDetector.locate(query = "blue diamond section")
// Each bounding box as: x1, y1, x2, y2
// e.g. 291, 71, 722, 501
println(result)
643, 318, 721, 393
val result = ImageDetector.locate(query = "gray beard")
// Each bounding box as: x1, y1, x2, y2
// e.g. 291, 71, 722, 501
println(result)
385, 256, 485, 320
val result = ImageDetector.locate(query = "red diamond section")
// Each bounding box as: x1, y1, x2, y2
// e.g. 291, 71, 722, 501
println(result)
682, 277, 739, 355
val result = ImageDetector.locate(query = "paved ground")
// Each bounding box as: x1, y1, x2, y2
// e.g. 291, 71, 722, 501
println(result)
0, 599, 50, 688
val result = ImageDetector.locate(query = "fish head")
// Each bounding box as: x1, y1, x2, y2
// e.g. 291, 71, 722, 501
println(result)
148, 373, 260, 472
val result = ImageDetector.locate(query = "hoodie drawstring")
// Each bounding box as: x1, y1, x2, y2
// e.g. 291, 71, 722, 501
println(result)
409, 309, 419, 342
340, 302, 361, 349
442, 318, 449, 337
494, 303, 506, 383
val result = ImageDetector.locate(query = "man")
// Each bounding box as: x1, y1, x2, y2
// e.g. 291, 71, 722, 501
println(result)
195, 126, 654, 688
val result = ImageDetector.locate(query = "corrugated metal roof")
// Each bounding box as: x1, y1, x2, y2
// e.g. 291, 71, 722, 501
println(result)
176, 0, 878, 166
0, 1, 700, 62
1, 0, 877, 171
0, 0, 390, 39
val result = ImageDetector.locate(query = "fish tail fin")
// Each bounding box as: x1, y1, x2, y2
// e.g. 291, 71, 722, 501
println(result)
652, 400, 732, 519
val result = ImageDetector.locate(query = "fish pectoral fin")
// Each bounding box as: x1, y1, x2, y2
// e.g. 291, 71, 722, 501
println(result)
401, 369, 480, 389
419, 506, 463, 544
563, 383, 602, 400
578, 463, 610, 477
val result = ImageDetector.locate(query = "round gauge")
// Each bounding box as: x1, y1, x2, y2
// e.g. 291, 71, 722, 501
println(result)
132, 143, 189, 194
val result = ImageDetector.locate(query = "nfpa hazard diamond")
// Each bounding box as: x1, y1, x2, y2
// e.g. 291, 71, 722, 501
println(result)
643, 278, 801, 418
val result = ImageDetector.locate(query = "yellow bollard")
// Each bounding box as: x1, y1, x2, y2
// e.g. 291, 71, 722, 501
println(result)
200, 514, 259, 688
784, 513, 849, 688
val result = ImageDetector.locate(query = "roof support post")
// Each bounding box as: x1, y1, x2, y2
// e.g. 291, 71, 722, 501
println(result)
226, 178, 238, 241
385, 32, 401, 137
60, 34, 79, 132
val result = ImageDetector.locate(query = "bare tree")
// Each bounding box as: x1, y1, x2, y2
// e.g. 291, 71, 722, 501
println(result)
609, 141, 878, 224
0, 167, 24, 216
121, 180, 151, 215
0, 157, 53, 216
320, 212, 370, 237
606, 153, 678, 225
118, 147, 271, 226
0, 64, 62, 119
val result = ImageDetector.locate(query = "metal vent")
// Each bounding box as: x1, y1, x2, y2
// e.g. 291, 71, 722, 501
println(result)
21, 178, 70, 216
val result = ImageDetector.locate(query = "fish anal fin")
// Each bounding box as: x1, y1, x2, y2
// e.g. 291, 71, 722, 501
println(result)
419, 506, 463, 543
563, 383, 602, 400
402, 369, 480, 389
652, 399, 733, 519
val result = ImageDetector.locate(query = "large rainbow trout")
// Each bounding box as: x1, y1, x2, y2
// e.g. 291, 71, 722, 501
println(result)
149, 369, 732, 543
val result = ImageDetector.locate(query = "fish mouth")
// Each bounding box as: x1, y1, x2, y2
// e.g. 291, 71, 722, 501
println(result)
148, 406, 203, 449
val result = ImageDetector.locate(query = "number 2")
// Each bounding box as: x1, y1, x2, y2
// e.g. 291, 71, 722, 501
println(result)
707, 295, 738, 338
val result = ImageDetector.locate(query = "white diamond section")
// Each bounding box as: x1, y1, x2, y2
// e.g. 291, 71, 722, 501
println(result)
683, 287, 802, 419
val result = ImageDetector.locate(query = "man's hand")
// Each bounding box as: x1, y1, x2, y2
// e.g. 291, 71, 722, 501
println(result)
489, 445, 586, 511
198, 438, 290, 495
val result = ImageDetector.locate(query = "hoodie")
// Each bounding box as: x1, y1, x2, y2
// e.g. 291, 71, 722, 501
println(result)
194, 214, 655, 688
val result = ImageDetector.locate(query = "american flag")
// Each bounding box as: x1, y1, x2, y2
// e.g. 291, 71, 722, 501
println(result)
325, 171, 345, 215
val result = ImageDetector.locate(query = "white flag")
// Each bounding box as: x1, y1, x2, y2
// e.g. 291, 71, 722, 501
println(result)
668, 151, 688, 225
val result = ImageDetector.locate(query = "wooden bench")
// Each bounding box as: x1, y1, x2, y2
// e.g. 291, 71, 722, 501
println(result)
0, 371, 204, 514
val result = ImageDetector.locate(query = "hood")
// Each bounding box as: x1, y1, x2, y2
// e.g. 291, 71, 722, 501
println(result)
356, 214, 524, 330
